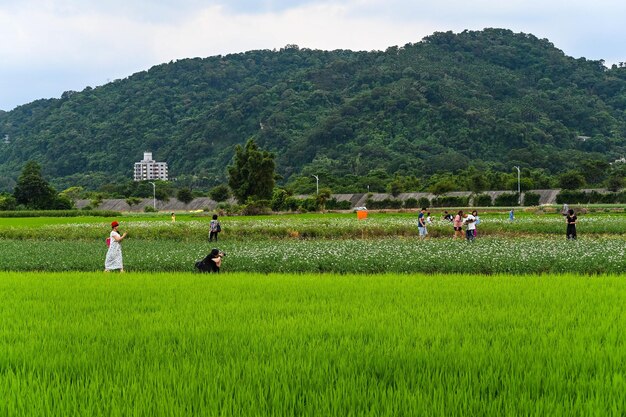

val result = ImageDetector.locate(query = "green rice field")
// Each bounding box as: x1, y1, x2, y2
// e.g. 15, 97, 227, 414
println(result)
1, 272, 625, 416
1, 210, 625, 415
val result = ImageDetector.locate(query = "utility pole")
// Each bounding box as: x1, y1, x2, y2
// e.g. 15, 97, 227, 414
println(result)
312, 175, 319, 195
513, 166, 521, 205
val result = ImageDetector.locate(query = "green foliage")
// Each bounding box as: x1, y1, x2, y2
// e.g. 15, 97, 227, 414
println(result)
1, 29, 626, 194
366, 198, 404, 210
403, 197, 418, 209
209, 184, 231, 202
494, 193, 520, 206
315, 187, 332, 211
241, 199, 272, 216
0, 193, 17, 211
144, 206, 157, 213
0, 210, 119, 218
417, 197, 431, 208
13, 161, 58, 209
558, 170, 586, 190
59, 186, 84, 203
431, 196, 469, 207
473, 194, 493, 207
556, 189, 626, 204
606, 173, 624, 192
325, 198, 352, 210
299, 197, 318, 213
227, 139, 276, 204
176, 187, 194, 205
523, 192, 541, 206
125, 197, 142, 207
429, 180, 456, 196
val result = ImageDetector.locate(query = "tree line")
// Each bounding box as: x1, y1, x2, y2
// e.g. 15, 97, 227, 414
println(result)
3, 139, 625, 212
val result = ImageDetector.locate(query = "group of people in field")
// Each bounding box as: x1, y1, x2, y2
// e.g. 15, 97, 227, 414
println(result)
418, 204, 577, 242
418, 208, 480, 241
103, 203, 579, 273
104, 213, 224, 273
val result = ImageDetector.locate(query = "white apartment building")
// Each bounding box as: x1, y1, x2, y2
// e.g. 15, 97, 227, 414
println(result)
134, 152, 169, 181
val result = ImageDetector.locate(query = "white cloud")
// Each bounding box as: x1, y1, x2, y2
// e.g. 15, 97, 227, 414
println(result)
1, 0, 625, 110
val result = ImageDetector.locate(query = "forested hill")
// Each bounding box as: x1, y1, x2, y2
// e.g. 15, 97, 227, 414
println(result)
1, 28, 626, 193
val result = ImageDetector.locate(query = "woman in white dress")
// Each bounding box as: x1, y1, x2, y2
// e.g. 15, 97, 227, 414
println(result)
105, 221, 127, 272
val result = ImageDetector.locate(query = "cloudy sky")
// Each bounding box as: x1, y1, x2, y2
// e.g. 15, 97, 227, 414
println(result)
1, 0, 624, 111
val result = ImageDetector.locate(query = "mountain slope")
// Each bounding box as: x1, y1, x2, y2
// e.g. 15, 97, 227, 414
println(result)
1, 28, 625, 192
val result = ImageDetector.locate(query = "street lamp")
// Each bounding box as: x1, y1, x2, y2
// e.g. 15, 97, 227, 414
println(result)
513, 166, 521, 205
312, 174, 319, 195
149, 182, 156, 210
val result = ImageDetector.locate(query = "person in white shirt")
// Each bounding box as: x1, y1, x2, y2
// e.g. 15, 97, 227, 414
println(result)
464, 213, 476, 242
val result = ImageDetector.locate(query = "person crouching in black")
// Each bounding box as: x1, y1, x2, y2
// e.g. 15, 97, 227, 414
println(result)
196, 248, 224, 273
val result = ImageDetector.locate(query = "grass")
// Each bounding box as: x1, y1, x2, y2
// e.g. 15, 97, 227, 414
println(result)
1, 271, 624, 416
3, 211, 626, 241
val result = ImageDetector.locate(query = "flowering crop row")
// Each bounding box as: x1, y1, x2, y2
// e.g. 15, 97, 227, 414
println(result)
2, 236, 625, 274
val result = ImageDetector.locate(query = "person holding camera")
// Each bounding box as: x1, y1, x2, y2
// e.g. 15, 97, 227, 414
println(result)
196, 248, 225, 273
566, 209, 577, 240
105, 220, 127, 272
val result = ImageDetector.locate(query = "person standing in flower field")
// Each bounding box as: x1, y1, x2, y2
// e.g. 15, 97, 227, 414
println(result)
509, 209, 515, 222
566, 209, 577, 240
453, 210, 464, 239
417, 208, 428, 240
209, 214, 221, 242
464, 212, 476, 242
105, 221, 127, 272
471, 210, 480, 238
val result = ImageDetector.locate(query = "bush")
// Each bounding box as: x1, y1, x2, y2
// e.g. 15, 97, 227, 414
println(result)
404, 198, 418, 209
326, 198, 352, 210
271, 189, 290, 212
493, 193, 520, 207
0, 194, 17, 211
473, 194, 492, 207
299, 197, 318, 213
241, 200, 272, 215
556, 190, 589, 204
209, 184, 231, 202
283, 197, 302, 212
144, 206, 157, 213
431, 196, 469, 207
523, 192, 540, 206
417, 197, 431, 208
366, 198, 403, 209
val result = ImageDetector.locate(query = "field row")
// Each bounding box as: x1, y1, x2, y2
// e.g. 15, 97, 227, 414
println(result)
1, 272, 624, 416
2, 236, 626, 274
2, 212, 626, 240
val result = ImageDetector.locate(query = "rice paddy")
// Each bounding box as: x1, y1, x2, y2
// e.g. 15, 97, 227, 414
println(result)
1, 210, 625, 416
1, 272, 625, 416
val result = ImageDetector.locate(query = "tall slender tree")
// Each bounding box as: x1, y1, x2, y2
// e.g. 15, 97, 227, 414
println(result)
227, 139, 276, 204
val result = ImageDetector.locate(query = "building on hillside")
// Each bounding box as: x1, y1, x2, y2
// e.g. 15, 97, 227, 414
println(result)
133, 151, 168, 181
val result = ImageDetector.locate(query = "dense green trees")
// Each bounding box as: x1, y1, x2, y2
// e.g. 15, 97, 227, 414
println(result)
227, 139, 276, 203
13, 161, 59, 209
0, 29, 625, 195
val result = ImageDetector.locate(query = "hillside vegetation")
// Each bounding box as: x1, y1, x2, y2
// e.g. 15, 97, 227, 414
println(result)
1, 28, 626, 193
